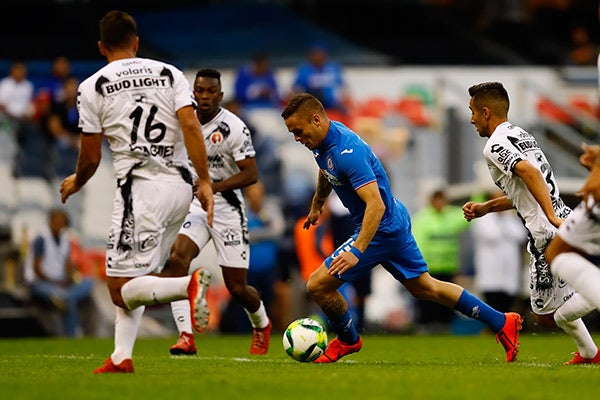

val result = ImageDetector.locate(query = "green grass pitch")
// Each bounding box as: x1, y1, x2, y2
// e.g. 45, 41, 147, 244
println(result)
0, 333, 597, 400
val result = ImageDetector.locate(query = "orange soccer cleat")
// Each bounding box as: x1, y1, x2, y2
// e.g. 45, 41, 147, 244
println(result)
313, 336, 363, 363
250, 321, 272, 355
93, 358, 134, 374
564, 349, 600, 365
188, 268, 212, 333
169, 332, 197, 356
496, 312, 523, 362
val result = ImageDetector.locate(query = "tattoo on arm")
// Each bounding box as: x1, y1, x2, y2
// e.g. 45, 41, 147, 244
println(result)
313, 174, 332, 208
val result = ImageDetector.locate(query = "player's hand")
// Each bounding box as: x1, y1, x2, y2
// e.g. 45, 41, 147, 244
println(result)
579, 143, 600, 171
576, 170, 600, 210
195, 180, 214, 227
547, 215, 563, 228
60, 174, 80, 203
462, 202, 485, 221
328, 250, 358, 276
302, 207, 321, 230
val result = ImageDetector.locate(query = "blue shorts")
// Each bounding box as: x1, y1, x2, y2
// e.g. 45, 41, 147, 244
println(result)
324, 226, 428, 283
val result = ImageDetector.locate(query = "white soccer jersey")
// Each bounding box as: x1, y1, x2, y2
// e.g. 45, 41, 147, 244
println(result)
77, 57, 196, 183
202, 107, 255, 211
485, 121, 574, 314
484, 121, 571, 251
178, 107, 256, 269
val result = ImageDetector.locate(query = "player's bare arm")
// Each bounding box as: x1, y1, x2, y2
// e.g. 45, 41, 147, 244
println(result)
60, 132, 102, 203
576, 143, 600, 206
513, 159, 562, 227
328, 181, 384, 276
211, 157, 258, 194
577, 167, 600, 205
304, 171, 332, 229
178, 105, 214, 226
462, 195, 512, 221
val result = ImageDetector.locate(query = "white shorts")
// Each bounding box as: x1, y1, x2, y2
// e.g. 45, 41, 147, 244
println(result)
528, 250, 574, 315
558, 198, 600, 256
178, 199, 249, 269
105, 178, 192, 278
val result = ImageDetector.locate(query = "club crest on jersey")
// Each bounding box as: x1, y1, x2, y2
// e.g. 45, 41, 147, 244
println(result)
222, 228, 241, 246
327, 156, 334, 170
210, 131, 223, 145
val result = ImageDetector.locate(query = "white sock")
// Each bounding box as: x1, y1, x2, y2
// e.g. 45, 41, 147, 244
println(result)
171, 299, 192, 334
121, 275, 191, 310
551, 252, 600, 310
111, 305, 144, 364
244, 301, 269, 329
554, 294, 598, 359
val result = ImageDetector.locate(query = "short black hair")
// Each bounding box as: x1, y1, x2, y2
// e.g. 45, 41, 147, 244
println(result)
195, 68, 221, 82
468, 81, 510, 114
99, 10, 137, 51
468, 82, 507, 98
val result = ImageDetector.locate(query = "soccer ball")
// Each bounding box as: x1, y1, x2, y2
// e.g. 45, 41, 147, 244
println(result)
282, 318, 328, 362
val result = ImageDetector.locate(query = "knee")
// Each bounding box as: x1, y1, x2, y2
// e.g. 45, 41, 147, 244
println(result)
166, 251, 192, 277
407, 283, 437, 301
533, 312, 557, 328
225, 279, 247, 299
545, 235, 571, 265
549, 252, 571, 277
306, 275, 322, 299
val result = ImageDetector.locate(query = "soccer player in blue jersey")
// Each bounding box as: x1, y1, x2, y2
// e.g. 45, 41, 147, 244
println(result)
281, 93, 522, 363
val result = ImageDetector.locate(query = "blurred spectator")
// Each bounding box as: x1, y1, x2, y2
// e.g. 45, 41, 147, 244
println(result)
219, 180, 286, 333
40, 56, 72, 104
32, 57, 72, 130
564, 26, 598, 66
290, 44, 351, 115
294, 201, 334, 284
0, 61, 52, 180
47, 75, 79, 180
246, 181, 286, 330
46, 75, 83, 230
234, 53, 281, 110
0, 61, 34, 121
411, 189, 471, 332
24, 208, 93, 337
471, 190, 527, 312
223, 99, 283, 199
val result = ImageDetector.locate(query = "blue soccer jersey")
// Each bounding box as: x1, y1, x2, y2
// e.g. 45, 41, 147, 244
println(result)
315, 121, 428, 282
314, 121, 403, 234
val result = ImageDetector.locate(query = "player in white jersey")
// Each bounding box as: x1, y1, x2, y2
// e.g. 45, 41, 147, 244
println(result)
59, 10, 214, 373
546, 143, 600, 363
162, 69, 272, 356
462, 82, 599, 364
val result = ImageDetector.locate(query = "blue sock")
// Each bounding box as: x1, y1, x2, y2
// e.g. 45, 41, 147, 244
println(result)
454, 290, 505, 333
330, 310, 360, 344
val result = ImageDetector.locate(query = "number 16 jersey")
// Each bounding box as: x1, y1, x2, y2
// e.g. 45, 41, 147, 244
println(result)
77, 57, 197, 183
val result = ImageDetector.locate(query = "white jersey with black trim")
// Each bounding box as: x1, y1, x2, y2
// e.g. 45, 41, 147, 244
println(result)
483, 121, 571, 250
77, 57, 196, 182
202, 107, 255, 211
